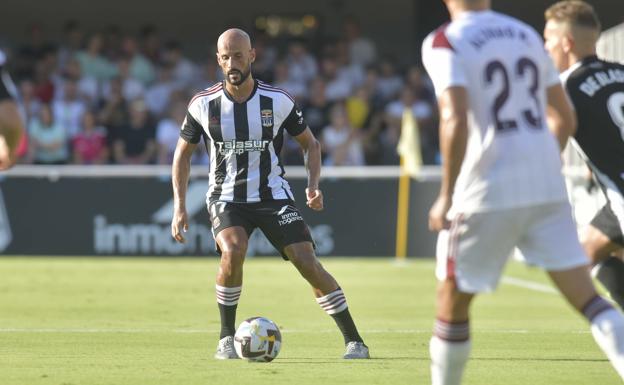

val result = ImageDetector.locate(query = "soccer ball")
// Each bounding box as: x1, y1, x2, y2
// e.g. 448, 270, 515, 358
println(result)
234, 317, 282, 362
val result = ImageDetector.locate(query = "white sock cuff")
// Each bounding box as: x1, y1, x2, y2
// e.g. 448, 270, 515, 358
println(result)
216, 285, 242, 306
583, 296, 614, 322
316, 288, 348, 315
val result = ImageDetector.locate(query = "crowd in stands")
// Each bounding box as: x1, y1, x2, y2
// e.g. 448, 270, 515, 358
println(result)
5, 19, 440, 166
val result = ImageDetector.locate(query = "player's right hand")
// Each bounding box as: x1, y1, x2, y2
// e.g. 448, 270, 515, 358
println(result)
171, 209, 189, 243
428, 195, 451, 232
305, 188, 324, 211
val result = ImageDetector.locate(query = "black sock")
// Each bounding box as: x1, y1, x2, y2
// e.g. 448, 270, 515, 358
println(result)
596, 256, 624, 310
218, 303, 237, 338
330, 308, 364, 344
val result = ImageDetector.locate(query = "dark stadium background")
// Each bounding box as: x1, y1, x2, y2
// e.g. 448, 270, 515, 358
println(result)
1, 0, 622, 62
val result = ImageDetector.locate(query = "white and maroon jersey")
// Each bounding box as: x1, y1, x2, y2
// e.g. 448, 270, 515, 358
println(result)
422, 10, 568, 214
181, 80, 307, 204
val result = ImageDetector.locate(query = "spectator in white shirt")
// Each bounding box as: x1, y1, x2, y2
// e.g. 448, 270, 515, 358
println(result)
53, 78, 87, 138
321, 103, 365, 166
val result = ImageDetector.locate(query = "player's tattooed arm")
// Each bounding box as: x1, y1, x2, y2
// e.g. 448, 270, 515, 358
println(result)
171, 137, 197, 243
429, 86, 468, 231
546, 84, 577, 151
293, 127, 324, 211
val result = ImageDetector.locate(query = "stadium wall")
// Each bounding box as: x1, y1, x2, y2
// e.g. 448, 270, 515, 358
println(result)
0, 166, 440, 257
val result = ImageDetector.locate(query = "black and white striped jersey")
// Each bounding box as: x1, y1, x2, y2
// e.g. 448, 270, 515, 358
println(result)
180, 80, 307, 203
562, 56, 624, 216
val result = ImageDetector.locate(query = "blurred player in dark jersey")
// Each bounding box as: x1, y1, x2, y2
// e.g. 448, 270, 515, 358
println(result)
545, 1, 624, 309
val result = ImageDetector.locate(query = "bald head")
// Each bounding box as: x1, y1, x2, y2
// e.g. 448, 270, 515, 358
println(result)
217, 28, 252, 53
216, 28, 255, 87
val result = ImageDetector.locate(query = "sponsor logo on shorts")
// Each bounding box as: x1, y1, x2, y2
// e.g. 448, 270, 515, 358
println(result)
277, 205, 303, 226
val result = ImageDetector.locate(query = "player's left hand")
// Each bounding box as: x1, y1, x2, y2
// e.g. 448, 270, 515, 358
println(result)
305, 188, 324, 211
428, 195, 451, 232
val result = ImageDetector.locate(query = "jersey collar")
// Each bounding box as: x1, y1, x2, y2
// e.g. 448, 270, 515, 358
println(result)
455, 9, 493, 21
561, 55, 599, 83
222, 79, 259, 104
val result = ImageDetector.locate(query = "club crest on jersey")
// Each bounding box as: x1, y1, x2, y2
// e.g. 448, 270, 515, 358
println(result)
261, 109, 273, 127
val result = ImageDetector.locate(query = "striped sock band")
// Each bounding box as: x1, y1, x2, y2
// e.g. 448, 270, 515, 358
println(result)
582, 295, 614, 322
434, 318, 470, 343
216, 285, 242, 306
316, 288, 348, 315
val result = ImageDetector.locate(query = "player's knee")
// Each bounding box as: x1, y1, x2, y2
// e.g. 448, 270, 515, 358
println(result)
219, 242, 247, 269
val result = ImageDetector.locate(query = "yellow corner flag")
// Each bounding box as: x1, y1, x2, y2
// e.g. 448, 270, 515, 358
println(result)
395, 108, 422, 260
397, 108, 422, 177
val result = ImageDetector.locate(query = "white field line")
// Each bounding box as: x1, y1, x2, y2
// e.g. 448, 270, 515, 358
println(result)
501, 276, 558, 294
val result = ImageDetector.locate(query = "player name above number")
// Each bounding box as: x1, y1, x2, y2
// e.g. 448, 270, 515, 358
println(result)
580, 69, 624, 97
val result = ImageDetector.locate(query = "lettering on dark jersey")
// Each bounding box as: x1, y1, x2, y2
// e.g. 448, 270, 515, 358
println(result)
215, 140, 271, 155
579, 68, 624, 97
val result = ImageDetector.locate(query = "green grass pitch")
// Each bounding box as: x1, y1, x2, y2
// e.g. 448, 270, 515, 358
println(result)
0, 257, 620, 385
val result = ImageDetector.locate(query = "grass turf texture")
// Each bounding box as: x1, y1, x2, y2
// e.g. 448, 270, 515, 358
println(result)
0, 257, 620, 385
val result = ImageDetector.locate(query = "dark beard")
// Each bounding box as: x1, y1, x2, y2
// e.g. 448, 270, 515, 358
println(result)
226, 66, 251, 86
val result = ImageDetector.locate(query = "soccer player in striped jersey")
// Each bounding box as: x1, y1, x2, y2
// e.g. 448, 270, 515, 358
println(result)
544, 1, 624, 311
423, 0, 624, 383
0, 49, 25, 170
171, 29, 368, 360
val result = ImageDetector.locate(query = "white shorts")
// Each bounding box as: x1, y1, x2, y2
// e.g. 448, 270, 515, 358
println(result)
435, 202, 589, 293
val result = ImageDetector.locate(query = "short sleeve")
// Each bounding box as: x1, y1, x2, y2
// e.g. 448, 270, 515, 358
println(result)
283, 104, 307, 137
422, 26, 467, 97
180, 100, 204, 144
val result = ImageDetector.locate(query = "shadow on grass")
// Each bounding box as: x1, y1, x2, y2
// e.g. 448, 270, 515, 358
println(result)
273, 356, 607, 364
273, 357, 417, 364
